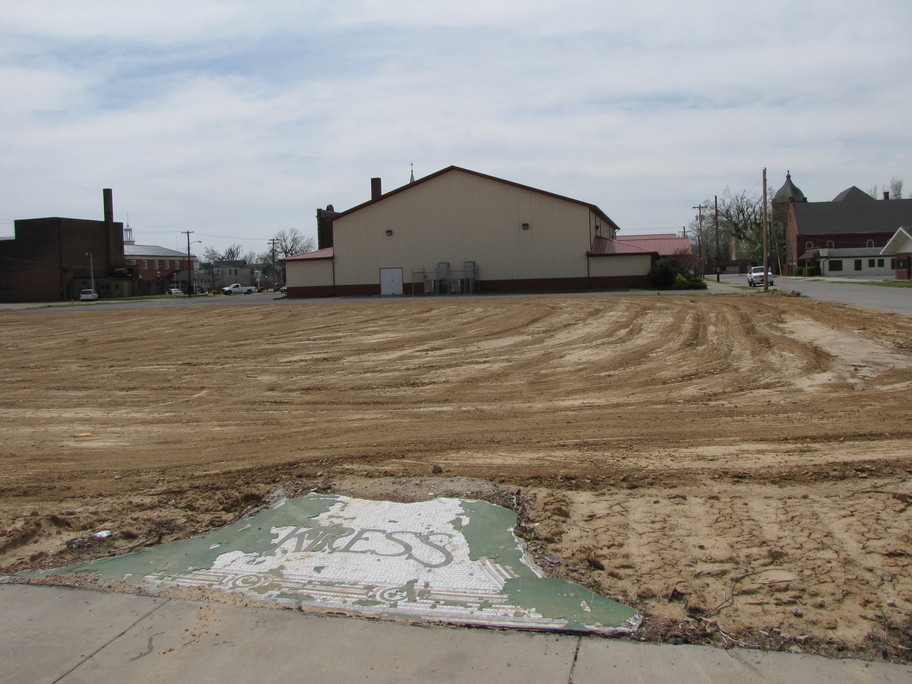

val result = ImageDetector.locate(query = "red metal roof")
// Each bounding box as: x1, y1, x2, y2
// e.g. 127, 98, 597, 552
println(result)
589, 234, 692, 256
282, 247, 334, 261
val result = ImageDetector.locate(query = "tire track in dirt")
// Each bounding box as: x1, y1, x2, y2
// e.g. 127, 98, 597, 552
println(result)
2, 294, 911, 660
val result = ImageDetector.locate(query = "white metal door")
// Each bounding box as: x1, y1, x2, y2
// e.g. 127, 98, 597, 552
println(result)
379, 267, 403, 295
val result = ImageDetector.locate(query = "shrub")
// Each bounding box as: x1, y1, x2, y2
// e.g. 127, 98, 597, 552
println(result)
648, 257, 707, 290
648, 258, 678, 289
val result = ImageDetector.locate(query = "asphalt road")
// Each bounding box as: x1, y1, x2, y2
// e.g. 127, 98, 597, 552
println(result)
3, 277, 910, 317
713, 273, 912, 317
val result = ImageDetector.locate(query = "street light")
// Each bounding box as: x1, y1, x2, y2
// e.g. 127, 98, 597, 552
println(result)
85, 252, 95, 293
183, 232, 201, 297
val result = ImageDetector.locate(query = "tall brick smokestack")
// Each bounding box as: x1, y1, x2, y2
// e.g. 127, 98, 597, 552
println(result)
103, 188, 113, 223
103, 188, 114, 266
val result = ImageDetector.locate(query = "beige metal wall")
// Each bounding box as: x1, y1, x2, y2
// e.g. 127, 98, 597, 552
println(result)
588, 254, 652, 278
287, 259, 333, 287
332, 169, 596, 286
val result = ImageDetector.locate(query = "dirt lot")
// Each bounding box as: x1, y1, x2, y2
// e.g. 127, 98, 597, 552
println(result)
1, 293, 911, 660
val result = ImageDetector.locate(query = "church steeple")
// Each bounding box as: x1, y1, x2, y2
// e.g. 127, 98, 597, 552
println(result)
773, 171, 807, 204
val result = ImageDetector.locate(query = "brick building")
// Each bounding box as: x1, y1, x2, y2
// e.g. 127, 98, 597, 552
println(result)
123, 227, 206, 295
0, 189, 128, 302
782, 176, 912, 276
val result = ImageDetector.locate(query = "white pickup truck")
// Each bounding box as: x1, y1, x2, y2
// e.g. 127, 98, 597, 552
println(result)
747, 266, 775, 287
221, 283, 256, 295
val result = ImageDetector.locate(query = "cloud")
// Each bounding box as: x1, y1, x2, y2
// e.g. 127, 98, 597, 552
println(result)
1, 1, 910, 249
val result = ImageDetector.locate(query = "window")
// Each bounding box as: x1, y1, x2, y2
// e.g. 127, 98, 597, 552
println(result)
829, 260, 843, 272
153, 260, 159, 269
854, 260, 862, 271
129, 259, 136, 266
878, 259, 884, 267
826, 241, 835, 248
868, 259, 876, 267
142, 260, 148, 269
891, 259, 896, 269
805, 241, 814, 249
866, 240, 874, 248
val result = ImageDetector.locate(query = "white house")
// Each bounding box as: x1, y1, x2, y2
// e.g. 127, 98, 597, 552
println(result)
798, 247, 897, 278
881, 226, 912, 279
283, 166, 651, 298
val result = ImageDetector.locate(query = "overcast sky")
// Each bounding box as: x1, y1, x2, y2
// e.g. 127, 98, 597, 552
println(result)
2, 1, 910, 255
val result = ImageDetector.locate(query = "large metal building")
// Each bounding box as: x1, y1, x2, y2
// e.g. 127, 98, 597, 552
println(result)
284, 166, 652, 298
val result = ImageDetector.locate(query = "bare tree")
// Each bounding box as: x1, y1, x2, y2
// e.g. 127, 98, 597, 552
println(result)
273, 228, 315, 258
869, 178, 904, 199
688, 201, 714, 262
242, 250, 267, 265
204, 244, 244, 262
718, 188, 764, 245
692, 188, 771, 264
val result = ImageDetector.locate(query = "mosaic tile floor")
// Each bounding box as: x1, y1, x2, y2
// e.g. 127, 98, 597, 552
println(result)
20, 495, 640, 635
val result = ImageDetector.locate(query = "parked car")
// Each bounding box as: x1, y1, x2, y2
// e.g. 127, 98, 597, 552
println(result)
221, 283, 256, 295
167, 288, 184, 295
747, 266, 775, 287
79, 289, 98, 301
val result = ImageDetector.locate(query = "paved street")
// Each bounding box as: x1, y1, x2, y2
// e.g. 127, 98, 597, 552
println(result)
711, 273, 911, 317
3, 274, 909, 317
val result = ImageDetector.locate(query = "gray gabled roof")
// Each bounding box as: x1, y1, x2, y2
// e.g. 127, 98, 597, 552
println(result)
793, 188, 912, 236
124, 244, 191, 258
819, 247, 883, 258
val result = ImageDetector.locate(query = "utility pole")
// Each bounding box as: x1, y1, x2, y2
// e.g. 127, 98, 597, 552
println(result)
762, 168, 769, 292
692, 205, 704, 266
269, 238, 278, 284
714, 195, 720, 264
182, 230, 194, 297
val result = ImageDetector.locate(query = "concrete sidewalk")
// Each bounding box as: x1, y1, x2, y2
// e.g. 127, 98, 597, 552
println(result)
2, 584, 909, 683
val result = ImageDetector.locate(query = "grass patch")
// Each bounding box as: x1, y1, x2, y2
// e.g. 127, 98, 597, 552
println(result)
855, 280, 912, 288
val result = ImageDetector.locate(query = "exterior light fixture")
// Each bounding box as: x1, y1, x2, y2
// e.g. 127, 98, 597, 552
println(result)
385, 229, 393, 236
521, 223, 530, 230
